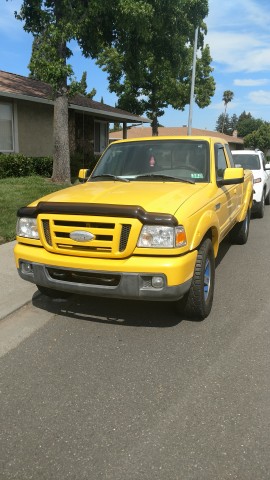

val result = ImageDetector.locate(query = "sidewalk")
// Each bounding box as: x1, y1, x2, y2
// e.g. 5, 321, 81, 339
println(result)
0, 241, 37, 320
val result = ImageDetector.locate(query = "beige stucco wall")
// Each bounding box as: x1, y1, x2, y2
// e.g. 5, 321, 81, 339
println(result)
17, 99, 54, 157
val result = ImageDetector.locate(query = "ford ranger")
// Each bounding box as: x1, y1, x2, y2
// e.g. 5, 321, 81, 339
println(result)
14, 136, 253, 319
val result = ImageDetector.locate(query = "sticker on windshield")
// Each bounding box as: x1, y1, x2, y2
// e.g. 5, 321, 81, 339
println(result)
191, 173, 204, 179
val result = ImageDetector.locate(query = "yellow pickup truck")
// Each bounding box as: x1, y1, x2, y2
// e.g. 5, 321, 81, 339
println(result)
14, 136, 253, 319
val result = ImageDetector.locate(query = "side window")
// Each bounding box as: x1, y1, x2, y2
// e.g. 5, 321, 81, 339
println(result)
215, 144, 228, 180
261, 153, 266, 169
225, 144, 234, 166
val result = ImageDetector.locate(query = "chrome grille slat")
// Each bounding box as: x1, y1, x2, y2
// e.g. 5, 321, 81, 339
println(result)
40, 215, 133, 257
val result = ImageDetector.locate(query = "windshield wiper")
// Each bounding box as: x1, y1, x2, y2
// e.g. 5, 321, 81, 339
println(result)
90, 174, 130, 183
133, 174, 195, 184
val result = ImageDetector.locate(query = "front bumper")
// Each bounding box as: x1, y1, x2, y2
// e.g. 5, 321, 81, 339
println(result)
15, 243, 197, 301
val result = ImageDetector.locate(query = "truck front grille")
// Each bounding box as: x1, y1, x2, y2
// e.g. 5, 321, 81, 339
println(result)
39, 214, 137, 258
47, 267, 121, 286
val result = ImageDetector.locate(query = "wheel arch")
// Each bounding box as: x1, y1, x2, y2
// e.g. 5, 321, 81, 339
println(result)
237, 182, 253, 223
189, 211, 219, 258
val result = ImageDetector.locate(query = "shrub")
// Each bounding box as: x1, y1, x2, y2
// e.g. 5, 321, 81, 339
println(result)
0, 153, 32, 178
0, 152, 100, 180
0, 153, 53, 179
31, 157, 53, 177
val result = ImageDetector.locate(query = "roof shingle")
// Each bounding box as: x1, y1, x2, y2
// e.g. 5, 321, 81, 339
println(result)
0, 70, 148, 122
109, 126, 244, 144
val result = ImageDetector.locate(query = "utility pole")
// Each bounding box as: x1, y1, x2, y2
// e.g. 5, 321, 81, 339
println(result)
187, 27, 198, 135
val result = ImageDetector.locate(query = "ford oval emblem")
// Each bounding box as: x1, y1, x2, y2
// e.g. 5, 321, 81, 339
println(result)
69, 230, 95, 242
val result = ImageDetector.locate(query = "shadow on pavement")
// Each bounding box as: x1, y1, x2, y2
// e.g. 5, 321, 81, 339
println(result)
32, 291, 185, 328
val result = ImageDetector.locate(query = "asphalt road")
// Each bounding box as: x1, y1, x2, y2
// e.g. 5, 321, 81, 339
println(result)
1, 209, 270, 480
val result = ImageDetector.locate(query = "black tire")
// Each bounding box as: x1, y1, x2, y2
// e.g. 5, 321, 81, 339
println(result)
265, 191, 270, 206
230, 208, 250, 245
37, 285, 71, 299
256, 191, 265, 218
176, 238, 215, 320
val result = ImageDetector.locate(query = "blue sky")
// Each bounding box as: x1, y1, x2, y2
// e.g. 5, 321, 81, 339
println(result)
1, 0, 270, 131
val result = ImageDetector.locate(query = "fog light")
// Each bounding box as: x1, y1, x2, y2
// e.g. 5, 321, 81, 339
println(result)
151, 276, 164, 288
21, 262, 33, 274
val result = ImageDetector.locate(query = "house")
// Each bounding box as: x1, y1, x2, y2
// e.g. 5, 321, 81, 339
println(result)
0, 70, 149, 159
109, 126, 244, 150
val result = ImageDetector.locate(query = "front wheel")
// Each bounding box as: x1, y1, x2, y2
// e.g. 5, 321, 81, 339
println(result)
176, 238, 215, 320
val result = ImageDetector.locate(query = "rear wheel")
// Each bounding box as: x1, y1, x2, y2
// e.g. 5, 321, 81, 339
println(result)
256, 191, 265, 218
176, 238, 215, 320
230, 208, 250, 244
37, 285, 71, 299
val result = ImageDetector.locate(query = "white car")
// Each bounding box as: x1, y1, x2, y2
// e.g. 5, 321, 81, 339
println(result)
231, 149, 270, 218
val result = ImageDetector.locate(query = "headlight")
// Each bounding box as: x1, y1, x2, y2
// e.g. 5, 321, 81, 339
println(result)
16, 218, 39, 239
254, 178, 262, 184
137, 225, 187, 248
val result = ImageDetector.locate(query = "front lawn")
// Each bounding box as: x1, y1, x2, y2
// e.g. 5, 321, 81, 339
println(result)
0, 176, 69, 244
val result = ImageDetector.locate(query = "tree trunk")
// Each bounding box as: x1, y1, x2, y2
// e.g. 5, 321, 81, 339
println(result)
151, 115, 159, 136
52, 94, 71, 183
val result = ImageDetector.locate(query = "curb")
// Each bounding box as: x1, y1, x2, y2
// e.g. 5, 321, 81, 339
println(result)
0, 241, 37, 321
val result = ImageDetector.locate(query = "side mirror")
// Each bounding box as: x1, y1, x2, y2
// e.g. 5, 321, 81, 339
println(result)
217, 167, 244, 187
78, 168, 90, 183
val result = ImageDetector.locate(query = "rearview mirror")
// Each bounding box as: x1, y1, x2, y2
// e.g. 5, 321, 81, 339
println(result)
217, 167, 244, 187
78, 168, 91, 183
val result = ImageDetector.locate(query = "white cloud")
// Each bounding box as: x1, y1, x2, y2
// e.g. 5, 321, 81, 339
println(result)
248, 90, 270, 105
206, 31, 270, 73
207, 0, 270, 31
206, 0, 270, 73
234, 79, 269, 87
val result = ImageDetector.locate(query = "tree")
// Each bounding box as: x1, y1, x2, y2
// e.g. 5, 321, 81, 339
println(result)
229, 113, 238, 133
216, 112, 238, 135
216, 113, 232, 135
14, 1, 89, 182
91, 0, 215, 136
236, 111, 264, 138
244, 123, 270, 154
221, 90, 234, 133
14, 0, 115, 183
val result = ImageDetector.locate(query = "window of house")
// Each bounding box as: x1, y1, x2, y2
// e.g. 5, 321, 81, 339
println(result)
0, 102, 14, 152
94, 121, 108, 154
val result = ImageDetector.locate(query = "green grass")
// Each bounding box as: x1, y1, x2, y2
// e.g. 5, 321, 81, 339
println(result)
0, 176, 69, 244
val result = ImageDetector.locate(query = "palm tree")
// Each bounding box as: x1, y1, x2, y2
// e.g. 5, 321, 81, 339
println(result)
222, 90, 234, 133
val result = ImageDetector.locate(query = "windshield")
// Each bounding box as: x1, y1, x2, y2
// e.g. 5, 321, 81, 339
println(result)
232, 153, 260, 170
91, 140, 210, 183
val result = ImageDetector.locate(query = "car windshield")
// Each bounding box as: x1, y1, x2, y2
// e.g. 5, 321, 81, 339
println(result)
90, 140, 210, 183
232, 153, 260, 170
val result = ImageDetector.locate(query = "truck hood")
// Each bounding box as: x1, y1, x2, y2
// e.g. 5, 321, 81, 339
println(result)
30, 180, 208, 216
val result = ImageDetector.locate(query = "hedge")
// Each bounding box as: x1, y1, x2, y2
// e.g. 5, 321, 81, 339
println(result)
0, 153, 100, 180
0, 153, 53, 179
